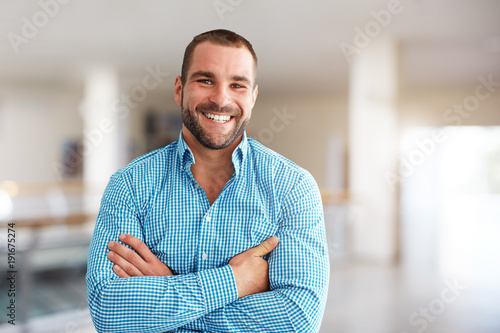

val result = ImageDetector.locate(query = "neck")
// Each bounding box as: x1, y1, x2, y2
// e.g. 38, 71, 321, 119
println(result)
181, 125, 241, 171
181, 125, 241, 204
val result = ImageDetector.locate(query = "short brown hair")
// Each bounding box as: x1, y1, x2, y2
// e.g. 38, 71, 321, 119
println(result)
181, 29, 258, 85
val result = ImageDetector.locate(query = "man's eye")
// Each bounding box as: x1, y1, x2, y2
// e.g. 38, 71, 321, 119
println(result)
198, 79, 213, 85
231, 83, 245, 89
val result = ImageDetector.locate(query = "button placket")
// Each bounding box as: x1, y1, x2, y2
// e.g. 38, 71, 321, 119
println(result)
198, 212, 213, 268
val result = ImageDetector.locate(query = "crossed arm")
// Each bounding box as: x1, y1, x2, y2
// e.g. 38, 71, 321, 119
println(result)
88, 220, 328, 332
87, 173, 329, 332
107, 233, 279, 299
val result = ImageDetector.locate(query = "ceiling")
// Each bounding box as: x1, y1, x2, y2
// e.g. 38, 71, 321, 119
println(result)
0, 0, 499, 94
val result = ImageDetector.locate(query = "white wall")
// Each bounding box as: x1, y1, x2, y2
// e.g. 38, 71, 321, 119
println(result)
0, 82, 83, 183
400, 88, 500, 128
247, 92, 348, 189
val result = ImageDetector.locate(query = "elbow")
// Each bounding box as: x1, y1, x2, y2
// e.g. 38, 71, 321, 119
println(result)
87, 290, 112, 333
279, 287, 328, 333
87, 283, 124, 333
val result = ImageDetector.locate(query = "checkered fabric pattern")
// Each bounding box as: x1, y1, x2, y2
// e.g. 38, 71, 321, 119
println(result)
86, 131, 330, 332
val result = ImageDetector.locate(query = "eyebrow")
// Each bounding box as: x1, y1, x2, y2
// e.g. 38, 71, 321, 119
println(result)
189, 71, 253, 87
190, 71, 215, 80
231, 75, 253, 87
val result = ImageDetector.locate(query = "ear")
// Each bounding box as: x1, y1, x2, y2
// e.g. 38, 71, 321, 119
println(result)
251, 84, 258, 107
174, 76, 183, 107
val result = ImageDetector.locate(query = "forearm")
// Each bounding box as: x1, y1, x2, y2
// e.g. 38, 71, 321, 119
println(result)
183, 291, 292, 332
87, 266, 237, 333
183, 286, 326, 333
189, 192, 330, 332
183, 237, 330, 333
85, 180, 241, 332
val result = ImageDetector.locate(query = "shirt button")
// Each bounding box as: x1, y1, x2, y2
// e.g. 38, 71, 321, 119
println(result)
202, 253, 208, 260
205, 215, 211, 222
194, 183, 200, 190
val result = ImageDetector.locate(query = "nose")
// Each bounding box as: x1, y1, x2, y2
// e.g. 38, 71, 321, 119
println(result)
209, 84, 232, 108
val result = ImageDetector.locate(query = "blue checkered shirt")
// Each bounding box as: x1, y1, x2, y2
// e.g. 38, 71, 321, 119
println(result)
86, 131, 329, 332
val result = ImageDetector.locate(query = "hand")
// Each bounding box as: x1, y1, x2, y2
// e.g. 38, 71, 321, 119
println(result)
229, 236, 279, 299
107, 234, 173, 278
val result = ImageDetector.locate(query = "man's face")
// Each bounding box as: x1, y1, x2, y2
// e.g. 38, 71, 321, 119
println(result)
175, 41, 258, 150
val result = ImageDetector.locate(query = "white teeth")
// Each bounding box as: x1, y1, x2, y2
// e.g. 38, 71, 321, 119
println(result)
204, 113, 231, 123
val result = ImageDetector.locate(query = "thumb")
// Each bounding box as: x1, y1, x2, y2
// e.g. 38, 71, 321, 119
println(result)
252, 236, 279, 257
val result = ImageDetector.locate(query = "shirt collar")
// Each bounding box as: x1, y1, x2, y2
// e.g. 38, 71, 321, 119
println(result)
177, 130, 195, 167
177, 130, 248, 175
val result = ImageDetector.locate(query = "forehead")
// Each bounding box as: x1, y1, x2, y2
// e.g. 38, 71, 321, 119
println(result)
189, 41, 256, 80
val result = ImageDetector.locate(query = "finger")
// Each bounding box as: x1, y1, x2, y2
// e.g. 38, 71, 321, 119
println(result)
108, 240, 146, 266
107, 250, 144, 277
252, 236, 279, 257
119, 234, 158, 263
113, 264, 130, 278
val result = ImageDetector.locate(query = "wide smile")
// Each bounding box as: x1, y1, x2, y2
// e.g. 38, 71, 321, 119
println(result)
202, 112, 233, 124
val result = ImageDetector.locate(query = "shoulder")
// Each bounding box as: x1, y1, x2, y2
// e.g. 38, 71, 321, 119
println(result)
246, 138, 322, 219
246, 138, 318, 196
104, 141, 178, 200
247, 138, 311, 179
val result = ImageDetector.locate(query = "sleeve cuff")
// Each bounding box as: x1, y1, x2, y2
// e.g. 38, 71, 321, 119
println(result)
197, 265, 238, 313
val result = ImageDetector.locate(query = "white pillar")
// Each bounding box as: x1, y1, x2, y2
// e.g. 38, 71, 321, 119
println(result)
81, 68, 121, 213
348, 37, 399, 264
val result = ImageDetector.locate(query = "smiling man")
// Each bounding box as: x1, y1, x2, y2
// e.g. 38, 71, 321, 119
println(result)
86, 29, 329, 333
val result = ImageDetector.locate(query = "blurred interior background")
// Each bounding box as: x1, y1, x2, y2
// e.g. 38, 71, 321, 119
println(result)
1, 1, 500, 332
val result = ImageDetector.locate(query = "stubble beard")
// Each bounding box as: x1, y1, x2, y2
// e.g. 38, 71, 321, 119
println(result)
181, 92, 249, 150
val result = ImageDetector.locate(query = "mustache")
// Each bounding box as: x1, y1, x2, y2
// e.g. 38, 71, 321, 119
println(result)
195, 102, 241, 116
